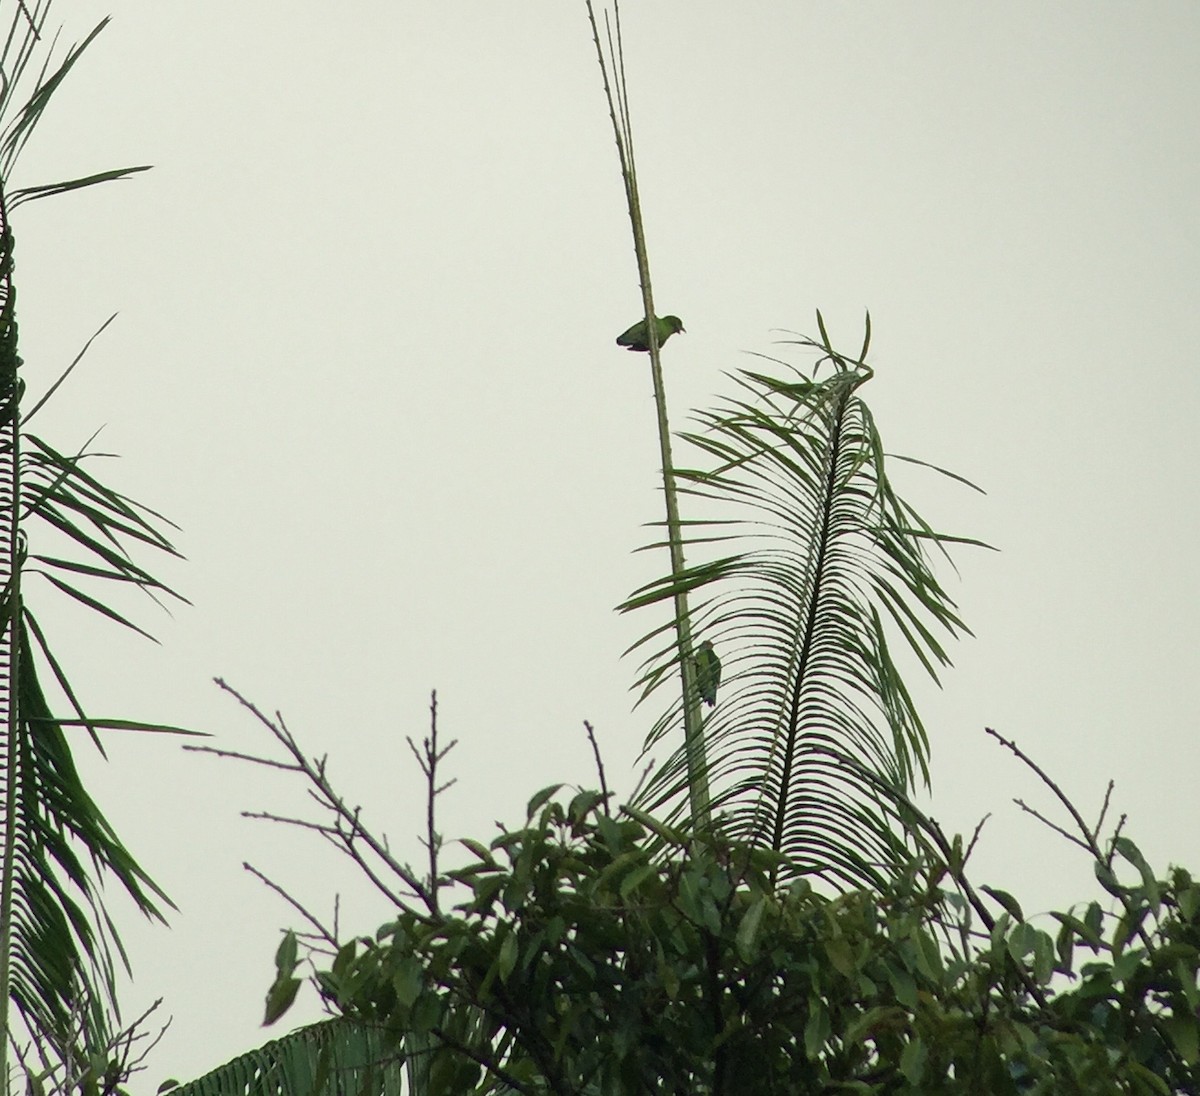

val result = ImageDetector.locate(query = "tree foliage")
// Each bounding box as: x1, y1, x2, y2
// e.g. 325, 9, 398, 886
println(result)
159, 681, 1200, 1096
235, 776, 1198, 1095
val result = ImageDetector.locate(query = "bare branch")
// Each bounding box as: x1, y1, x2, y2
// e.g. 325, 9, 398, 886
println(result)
584, 721, 610, 812
182, 743, 302, 772
212, 678, 439, 914
242, 809, 341, 837
243, 862, 337, 948
425, 690, 443, 910
1012, 798, 1089, 851
962, 813, 990, 867
1094, 780, 1115, 837
10, 996, 171, 1096
1105, 813, 1130, 870
984, 728, 1099, 853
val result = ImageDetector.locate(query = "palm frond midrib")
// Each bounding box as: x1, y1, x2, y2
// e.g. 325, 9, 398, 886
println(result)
761, 388, 857, 861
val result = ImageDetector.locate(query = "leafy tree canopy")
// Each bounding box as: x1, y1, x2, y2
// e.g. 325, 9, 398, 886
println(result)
248, 784, 1200, 1095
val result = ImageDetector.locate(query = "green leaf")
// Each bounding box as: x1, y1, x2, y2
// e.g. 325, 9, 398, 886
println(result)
981, 885, 1024, 922
496, 929, 519, 982
887, 965, 918, 1010
459, 838, 497, 866
1112, 836, 1161, 914
9, 164, 152, 210
1177, 958, 1200, 1011
275, 930, 298, 974
526, 784, 562, 816
617, 862, 656, 899
164, 1019, 405, 1096
34, 716, 204, 737
1031, 929, 1056, 985
263, 976, 302, 1026
803, 997, 831, 1058
37, 569, 158, 640
900, 1036, 928, 1084
1095, 861, 1127, 899
735, 892, 767, 962
1163, 1014, 1200, 1065
392, 956, 424, 1009
843, 1005, 907, 1046
1006, 921, 1039, 963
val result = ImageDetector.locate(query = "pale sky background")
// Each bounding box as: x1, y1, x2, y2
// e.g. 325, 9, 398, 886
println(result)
6, 0, 1198, 1087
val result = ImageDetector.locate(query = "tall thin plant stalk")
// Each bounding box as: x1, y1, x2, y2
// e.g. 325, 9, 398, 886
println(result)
0, 166, 21, 1091
584, 0, 711, 827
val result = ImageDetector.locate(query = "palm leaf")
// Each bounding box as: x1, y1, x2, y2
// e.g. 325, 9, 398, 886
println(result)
627, 316, 982, 889
165, 1019, 412, 1096
0, 3, 185, 1085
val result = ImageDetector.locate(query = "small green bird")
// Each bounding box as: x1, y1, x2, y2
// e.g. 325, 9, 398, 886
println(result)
615, 314, 686, 352
694, 640, 721, 707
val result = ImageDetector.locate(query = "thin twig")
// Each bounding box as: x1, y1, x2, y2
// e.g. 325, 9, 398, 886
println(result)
242, 810, 341, 837
327, 810, 416, 909
962, 813, 991, 866
1106, 813, 1129, 870
1013, 799, 1089, 851
1094, 780, 1115, 838
425, 691, 445, 909
583, 721, 610, 812
984, 728, 1097, 851
243, 862, 337, 948
429, 1024, 536, 1095
183, 742, 302, 772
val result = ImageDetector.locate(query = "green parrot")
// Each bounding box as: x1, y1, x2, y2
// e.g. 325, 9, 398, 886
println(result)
615, 314, 685, 352
694, 639, 721, 707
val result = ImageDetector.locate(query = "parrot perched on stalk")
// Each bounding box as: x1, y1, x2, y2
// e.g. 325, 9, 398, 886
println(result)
694, 640, 721, 707
615, 314, 685, 352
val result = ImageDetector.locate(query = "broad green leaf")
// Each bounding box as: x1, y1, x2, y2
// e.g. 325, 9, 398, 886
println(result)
263, 977, 302, 1026
735, 892, 767, 962
274, 930, 298, 974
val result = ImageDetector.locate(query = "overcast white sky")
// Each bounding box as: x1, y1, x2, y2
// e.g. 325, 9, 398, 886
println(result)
8, 0, 1199, 1086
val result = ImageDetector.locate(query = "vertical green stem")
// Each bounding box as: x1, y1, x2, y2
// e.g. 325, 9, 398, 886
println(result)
0, 198, 21, 1090
585, 0, 711, 826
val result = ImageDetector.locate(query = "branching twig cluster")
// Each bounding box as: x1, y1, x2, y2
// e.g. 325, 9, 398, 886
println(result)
405, 690, 456, 914
985, 726, 1148, 951
186, 680, 446, 925
10, 995, 168, 1096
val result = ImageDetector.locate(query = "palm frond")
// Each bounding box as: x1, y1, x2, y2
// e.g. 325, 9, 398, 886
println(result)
0, 3, 183, 1085
628, 317, 976, 890
8, 164, 152, 211
1, 15, 107, 178
7, 608, 173, 1048
166, 1019, 408, 1096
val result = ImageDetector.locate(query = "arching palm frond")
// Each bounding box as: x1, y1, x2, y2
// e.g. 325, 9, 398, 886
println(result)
626, 316, 981, 890
0, 6, 183, 1088
3, 604, 174, 1059
166, 1017, 522, 1096
165, 1019, 407, 1096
